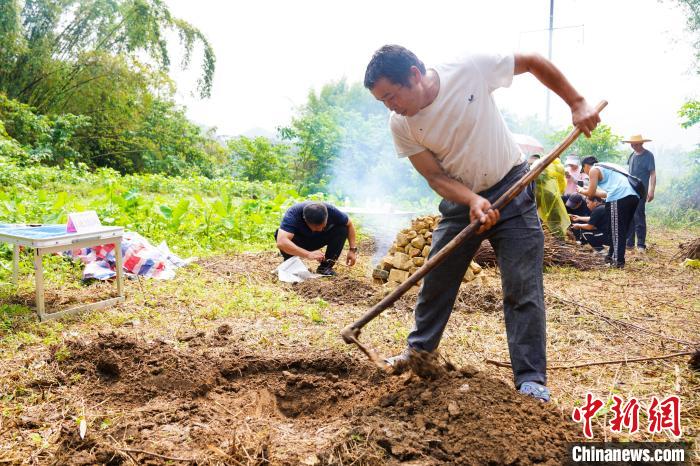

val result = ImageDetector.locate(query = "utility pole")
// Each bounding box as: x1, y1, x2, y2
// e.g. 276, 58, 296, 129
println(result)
546, 0, 554, 126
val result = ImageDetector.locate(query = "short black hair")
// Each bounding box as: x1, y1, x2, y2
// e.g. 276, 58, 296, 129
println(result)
302, 202, 328, 226
580, 156, 598, 168
364, 44, 426, 90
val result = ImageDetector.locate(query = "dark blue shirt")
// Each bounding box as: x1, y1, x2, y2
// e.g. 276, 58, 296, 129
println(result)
628, 150, 655, 189
588, 204, 610, 240
569, 203, 591, 217
279, 202, 349, 238
563, 194, 591, 217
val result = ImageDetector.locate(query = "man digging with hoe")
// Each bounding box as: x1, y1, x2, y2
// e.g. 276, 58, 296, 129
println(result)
363, 45, 600, 402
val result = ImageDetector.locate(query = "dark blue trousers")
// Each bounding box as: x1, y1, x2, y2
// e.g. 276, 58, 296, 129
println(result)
626, 197, 647, 249
275, 225, 348, 269
407, 163, 547, 388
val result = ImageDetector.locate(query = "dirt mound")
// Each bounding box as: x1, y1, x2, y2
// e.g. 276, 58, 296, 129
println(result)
197, 251, 281, 282
50, 331, 577, 465
292, 275, 379, 305
356, 368, 578, 464
62, 332, 219, 401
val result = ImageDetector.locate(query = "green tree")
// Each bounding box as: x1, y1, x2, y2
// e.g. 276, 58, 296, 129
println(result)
226, 136, 291, 183
0, 92, 89, 165
0, 0, 215, 111
279, 99, 343, 192
280, 79, 433, 204
548, 124, 624, 163
131, 100, 226, 177
280, 79, 391, 192
679, 97, 700, 128
664, 0, 700, 217
0, 0, 223, 176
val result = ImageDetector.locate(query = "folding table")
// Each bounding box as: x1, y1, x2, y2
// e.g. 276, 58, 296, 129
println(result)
0, 224, 124, 321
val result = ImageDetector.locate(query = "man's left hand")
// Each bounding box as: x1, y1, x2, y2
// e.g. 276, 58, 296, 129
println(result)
346, 250, 357, 266
571, 99, 601, 137
647, 192, 654, 203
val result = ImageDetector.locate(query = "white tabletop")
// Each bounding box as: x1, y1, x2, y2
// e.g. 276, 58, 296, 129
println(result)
0, 224, 124, 248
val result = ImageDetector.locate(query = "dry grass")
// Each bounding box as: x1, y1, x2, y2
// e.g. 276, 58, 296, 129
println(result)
0, 227, 698, 463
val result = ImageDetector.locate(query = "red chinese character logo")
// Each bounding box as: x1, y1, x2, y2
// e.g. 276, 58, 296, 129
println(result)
609, 395, 640, 434
572, 393, 604, 439
648, 395, 681, 437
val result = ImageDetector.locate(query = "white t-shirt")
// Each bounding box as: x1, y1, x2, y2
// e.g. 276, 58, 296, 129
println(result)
389, 53, 523, 194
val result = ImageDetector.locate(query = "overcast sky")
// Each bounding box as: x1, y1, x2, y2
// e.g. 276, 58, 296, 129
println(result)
166, 0, 699, 151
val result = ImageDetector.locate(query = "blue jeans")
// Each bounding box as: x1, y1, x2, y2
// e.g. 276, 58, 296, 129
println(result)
407, 163, 547, 388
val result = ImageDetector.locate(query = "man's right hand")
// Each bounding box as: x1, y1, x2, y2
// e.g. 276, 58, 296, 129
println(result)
306, 250, 325, 262
571, 99, 600, 137
469, 195, 499, 234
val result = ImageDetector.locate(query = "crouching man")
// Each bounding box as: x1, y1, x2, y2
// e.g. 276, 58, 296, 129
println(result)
570, 196, 610, 253
275, 201, 357, 276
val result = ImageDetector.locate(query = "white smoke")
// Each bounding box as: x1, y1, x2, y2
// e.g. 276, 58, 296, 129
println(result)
327, 127, 437, 263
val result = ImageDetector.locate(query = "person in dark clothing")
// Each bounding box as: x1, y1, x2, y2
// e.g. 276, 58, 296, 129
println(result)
275, 202, 357, 276
578, 156, 639, 268
570, 196, 609, 251
624, 134, 656, 252
564, 192, 591, 216
564, 193, 592, 242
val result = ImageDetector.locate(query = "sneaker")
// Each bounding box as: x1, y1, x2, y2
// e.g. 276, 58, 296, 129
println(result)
316, 266, 336, 276
636, 247, 647, 254
519, 381, 550, 402
384, 348, 413, 375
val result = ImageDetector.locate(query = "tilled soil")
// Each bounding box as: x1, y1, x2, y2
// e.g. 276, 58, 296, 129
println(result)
45, 330, 579, 465
197, 252, 282, 284
291, 276, 380, 306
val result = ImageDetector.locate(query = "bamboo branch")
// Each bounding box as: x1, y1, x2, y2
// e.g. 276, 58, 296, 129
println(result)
485, 350, 696, 370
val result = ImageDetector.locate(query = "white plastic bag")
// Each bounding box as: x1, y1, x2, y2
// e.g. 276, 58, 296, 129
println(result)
276, 256, 322, 283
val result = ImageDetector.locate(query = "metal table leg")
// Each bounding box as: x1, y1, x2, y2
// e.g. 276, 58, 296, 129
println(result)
12, 244, 19, 285
33, 248, 46, 321
115, 238, 124, 298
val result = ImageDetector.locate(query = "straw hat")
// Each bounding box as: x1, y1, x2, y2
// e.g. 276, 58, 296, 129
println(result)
623, 134, 651, 143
